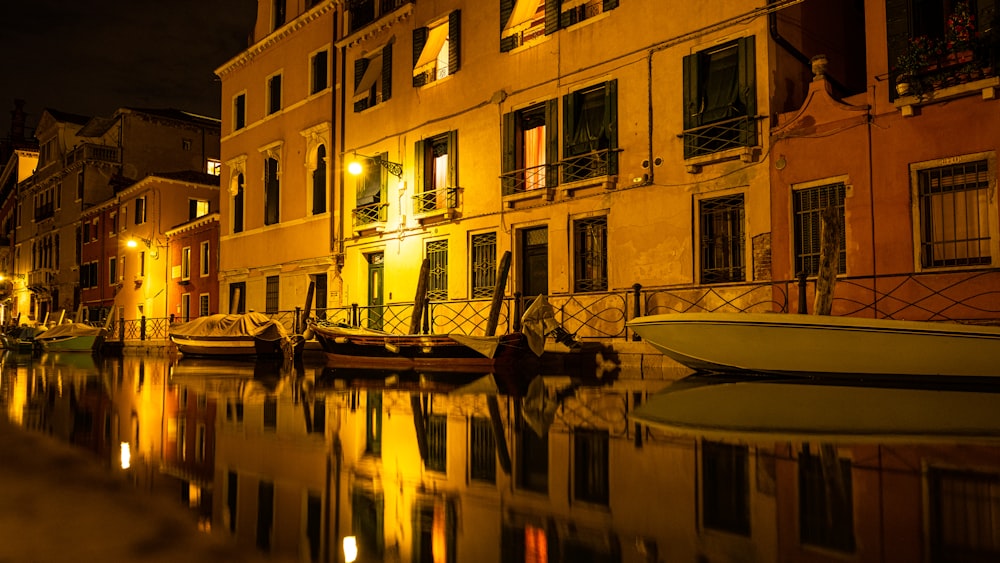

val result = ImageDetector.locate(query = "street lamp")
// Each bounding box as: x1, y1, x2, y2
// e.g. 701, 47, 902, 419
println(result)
127, 237, 159, 259
347, 152, 403, 178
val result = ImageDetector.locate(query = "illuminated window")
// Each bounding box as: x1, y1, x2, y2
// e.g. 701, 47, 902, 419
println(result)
412, 12, 460, 86
206, 159, 221, 176
502, 101, 556, 195
181, 247, 191, 280
573, 216, 607, 292
200, 241, 210, 276
189, 199, 210, 219
415, 131, 458, 214
413, 498, 456, 563
500, 0, 546, 51
699, 194, 745, 283
425, 240, 449, 301
353, 44, 392, 112
470, 232, 497, 299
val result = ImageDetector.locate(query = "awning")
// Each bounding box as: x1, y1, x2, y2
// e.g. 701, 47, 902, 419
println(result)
502, 0, 542, 36
413, 24, 448, 75
352, 54, 382, 103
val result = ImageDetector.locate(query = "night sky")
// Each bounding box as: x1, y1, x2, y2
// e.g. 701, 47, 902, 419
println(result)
0, 0, 258, 134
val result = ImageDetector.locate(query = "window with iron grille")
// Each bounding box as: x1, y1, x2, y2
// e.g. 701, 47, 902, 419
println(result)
573, 216, 608, 292
928, 467, 1000, 561
265, 275, 279, 313
355, 152, 388, 226
263, 396, 277, 430
471, 233, 497, 299
702, 441, 750, 535
470, 417, 496, 483
799, 448, 855, 552
199, 294, 209, 317
563, 80, 618, 182
573, 429, 608, 504
794, 182, 846, 276
700, 194, 745, 283
918, 159, 992, 268
426, 240, 449, 301
426, 414, 447, 473
682, 37, 756, 159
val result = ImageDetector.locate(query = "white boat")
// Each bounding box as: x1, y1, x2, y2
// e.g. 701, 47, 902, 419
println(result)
627, 312, 1000, 378
630, 375, 1000, 443
36, 323, 106, 353
168, 312, 303, 359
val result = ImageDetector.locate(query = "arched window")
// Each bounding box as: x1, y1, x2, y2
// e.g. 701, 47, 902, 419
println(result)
312, 145, 327, 214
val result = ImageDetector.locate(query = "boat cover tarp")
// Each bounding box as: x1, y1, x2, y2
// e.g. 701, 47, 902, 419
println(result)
447, 334, 502, 358
169, 312, 289, 342
36, 323, 105, 341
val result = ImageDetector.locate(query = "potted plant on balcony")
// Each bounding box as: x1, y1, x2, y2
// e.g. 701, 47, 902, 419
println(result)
895, 35, 938, 97
945, 0, 977, 61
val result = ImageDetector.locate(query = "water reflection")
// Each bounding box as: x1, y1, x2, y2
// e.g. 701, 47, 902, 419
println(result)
2, 350, 1000, 562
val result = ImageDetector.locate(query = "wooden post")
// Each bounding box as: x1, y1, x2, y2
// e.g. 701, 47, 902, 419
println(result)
485, 251, 512, 336
410, 394, 428, 463
487, 395, 512, 474
410, 258, 430, 335
301, 281, 315, 333
813, 204, 841, 316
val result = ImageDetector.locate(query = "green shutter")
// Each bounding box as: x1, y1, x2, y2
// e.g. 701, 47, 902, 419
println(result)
682, 52, 700, 131
354, 57, 368, 113
605, 79, 618, 175
562, 91, 575, 161
414, 139, 426, 192
501, 111, 516, 194
603, 0, 619, 10
413, 27, 428, 87
545, 99, 559, 188
885, 0, 910, 93
738, 36, 757, 147
544, 0, 561, 35
449, 10, 461, 74
382, 43, 393, 101
447, 130, 458, 187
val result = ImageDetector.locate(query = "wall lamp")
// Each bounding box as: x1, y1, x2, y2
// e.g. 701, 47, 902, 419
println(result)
347, 152, 403, 178
0, 273, 25, 281
127, 237, 160, 258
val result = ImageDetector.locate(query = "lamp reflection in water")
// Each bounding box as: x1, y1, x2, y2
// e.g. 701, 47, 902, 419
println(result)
120, 441, 131, 470
343, 536, 358, 563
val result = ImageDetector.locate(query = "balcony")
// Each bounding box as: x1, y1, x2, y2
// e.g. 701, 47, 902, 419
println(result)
894, 49, 998, 117
34, 202, 55, 222
352, 202, 389, 235
412, 186, 459, 223
681, 115, 759, 173
347, 0, 414, 34
65, 143, 121, 167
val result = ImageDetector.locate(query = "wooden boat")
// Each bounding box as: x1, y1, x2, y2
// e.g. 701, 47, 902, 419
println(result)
309, 322, 528, 371
36, 323, 106, 353
3, 325, 47, 353
630, 374, 1000, 443
168, 312, 304, 359
628, 312, 1000, 378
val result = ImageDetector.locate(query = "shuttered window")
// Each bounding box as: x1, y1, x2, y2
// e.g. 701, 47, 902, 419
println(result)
794, 183, 846, 276
682, 37, 757, 159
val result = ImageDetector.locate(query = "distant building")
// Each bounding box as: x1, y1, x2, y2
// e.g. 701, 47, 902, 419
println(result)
166, 211, 221, 321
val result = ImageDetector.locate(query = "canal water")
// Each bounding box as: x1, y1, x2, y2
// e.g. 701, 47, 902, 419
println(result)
2, 350, 999, 562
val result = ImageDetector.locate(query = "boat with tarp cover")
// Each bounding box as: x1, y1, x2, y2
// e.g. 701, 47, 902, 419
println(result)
168, 312, 303, 359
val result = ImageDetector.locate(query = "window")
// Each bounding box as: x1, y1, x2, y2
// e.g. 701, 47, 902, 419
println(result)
928, 467, 1000, 561
196, 424, 206, 462
189, 199, 210, 219
181, 247, 191, 280
226, 472, 238, 534
265, 275, 279, 313
312, 145, 327, 214
306, 494, 322, 562
414, 131, 459, 214
426, 414, 447, 473
257, 481, 274, 551
502, 100, 558, 194
470, 417, 496, 483
199, 294, 209, 317
109, 211, 117, 235
702, 441, 750, 535
523, 0, 619, 43
700, 194, 745, 283
799, 447, 855, 552
264, 156, 280, 225
563, 80, 618, 182
682, 37, 757, 159
354, 152, 388, 226
351, 488, 385, 558
272, 0, 285, 30
311, 398, 326, 435
470, 232, 497, 299
353, 44, 392, 112
412, 11, 461, 87
134, 197, 146, 225
267, 73, 282, 115
109, 257, 117, 285
573, 216, 608, 292
234, 93, 246, 130
182, 138, 192, 151
516, 408, 548, 493
200, 241, 210, 276
139, 251, 145, 277
233, 174, 245, 233
77, 171, 85, 199
177, 418, 187, 460
181, 293, 191, 322
794, 182, 847, 276
426, 240, 449, 301
413, 498, 456, 563
917, 158, 994, 268
206, 159, 221, 176
229, 281, 246, 314
311, 49, 329, 94
500, 0, 546, 51
573, 429, 608, 504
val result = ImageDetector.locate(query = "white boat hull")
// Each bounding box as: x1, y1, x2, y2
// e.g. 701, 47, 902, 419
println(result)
628, 313, 1000, 377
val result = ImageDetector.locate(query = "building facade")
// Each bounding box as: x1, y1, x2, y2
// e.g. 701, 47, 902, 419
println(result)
166, 212, 222, 321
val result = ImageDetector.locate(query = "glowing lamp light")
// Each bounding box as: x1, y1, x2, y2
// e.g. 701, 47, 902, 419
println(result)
120, 442, 131, 469
343, 536, 358, 563
347, 160, 364, 175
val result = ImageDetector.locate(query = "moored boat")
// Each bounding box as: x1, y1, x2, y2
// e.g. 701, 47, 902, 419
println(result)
628, 312, 1000, 378
36, 323, 106, 353
168, 312, 303, 359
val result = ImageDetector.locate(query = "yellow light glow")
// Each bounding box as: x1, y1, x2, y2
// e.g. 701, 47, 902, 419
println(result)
343, 536, 358, 563
120, 442, 131, 469
127, 239, 138, 248
347, 161, 363, 175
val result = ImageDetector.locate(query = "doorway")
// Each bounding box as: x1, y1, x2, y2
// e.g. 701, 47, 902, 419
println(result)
367, 253, 384, 330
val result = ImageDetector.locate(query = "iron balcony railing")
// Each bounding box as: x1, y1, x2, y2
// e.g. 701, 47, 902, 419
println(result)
681, 114, 757, 160
501, 147, 621, 196
353, 201, 389, 228
412, 186, 459, 215
65, 143, 120, 167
